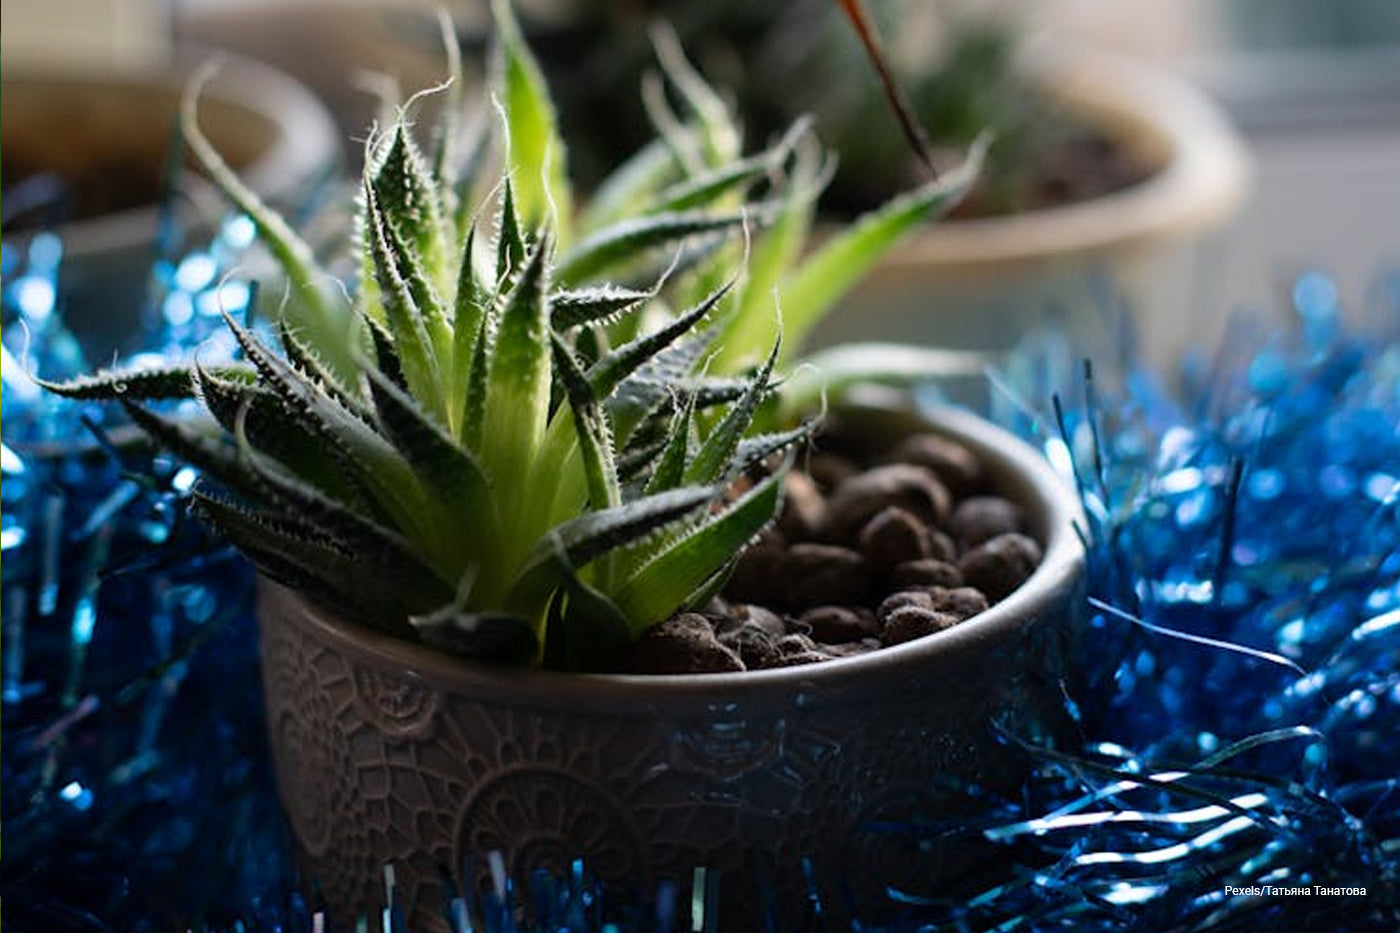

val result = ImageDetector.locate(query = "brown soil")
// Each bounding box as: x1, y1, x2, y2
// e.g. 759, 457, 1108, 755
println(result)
950, 128, 1151, 219
623, 419, 1044, 674
825, 122, 1153, 223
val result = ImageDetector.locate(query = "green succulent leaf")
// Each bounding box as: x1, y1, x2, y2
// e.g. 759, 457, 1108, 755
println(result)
647, 116, 810, 216
461, 311, 492, 451
555, 209, 755, 285
550, 285, 654, 332
219, 310, 426, 535
684, 337, 779, 487
633, 324, 717, 381
643, 392, 695, 496
612, 468, 785, 634
495, 177, 527, 283
550, 332, 620, 512
364, 313, 408, 391
586, 281, 731, 403
776, 342, 990, 421
735, 422, 814, 473
411, 605, 539, 665
771, 137, 987, 366
193, 485, 350, 557
682, 377, 761, 411
607, 326, 719, 427
370, 166, 454, 367
194, 366, 360, 505
650, 23, 740, 166
616, 430, 671, 485
364, 366, 494, 565
608, 373, 755, 446
716, 137, 830, 373
193, 367, 270, 434
507, 484, 716, 614
646, 154, 770, 216
683, 569, 736, 622
232, 432, 446, 597
181, 72, 349, 375
193, 490, 419, 634
278, 321, 367, 415
39, 364, 253, 401
491, 0, 571, 239
372, 123, 451, 291
641, 70, 705, 179
450, 223, 488, 429
483, 229, 552, 450
548, 553, 633, 673
364, 179, 447, 421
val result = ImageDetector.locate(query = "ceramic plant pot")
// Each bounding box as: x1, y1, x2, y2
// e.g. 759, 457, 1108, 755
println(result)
805, 48, 1250, 396
257, 400, 1085, 930
1, 54, 339, 361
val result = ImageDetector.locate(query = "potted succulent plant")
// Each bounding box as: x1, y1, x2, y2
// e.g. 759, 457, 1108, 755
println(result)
46, 4, 1084, 927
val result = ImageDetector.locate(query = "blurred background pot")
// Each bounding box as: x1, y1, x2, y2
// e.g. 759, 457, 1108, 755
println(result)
804, 48, 1250, 405
1, 53, 339, 361
257, 397, 1085, 930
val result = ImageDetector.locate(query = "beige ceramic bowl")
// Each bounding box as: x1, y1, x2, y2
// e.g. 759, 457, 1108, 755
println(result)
805, 48, 1251, 391
2, 55, 339, 359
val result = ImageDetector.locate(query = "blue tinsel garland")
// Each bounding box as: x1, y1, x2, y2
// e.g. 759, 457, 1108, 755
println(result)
2, 210, 1398, 931
901, 273, 1400, 932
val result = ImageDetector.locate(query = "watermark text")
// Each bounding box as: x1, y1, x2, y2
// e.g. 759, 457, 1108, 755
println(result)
1225, 885, 1367, 897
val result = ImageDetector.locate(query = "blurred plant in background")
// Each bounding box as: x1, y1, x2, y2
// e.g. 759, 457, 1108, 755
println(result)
501, 0, 1147, 218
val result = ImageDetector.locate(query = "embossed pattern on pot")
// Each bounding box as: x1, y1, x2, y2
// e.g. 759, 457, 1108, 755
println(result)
257, 403, 1086, 929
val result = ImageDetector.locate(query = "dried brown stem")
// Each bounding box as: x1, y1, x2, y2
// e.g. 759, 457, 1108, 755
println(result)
833, 0, 939, 179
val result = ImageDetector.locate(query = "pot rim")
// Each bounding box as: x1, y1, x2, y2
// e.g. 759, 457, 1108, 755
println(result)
268, 400, 1085, 704
2, 51, 340, 256
871, 44, 1251, 273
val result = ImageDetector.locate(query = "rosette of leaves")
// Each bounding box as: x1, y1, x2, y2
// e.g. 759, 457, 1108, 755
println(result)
45, 175, 800, 671
44, 1, 979, 670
